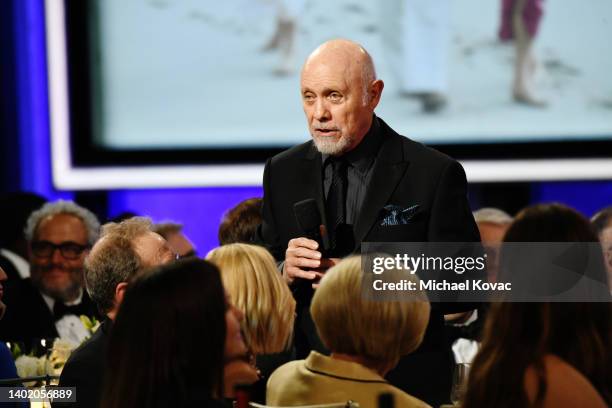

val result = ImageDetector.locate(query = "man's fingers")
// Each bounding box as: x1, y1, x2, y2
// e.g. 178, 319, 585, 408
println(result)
292, 256, 321, 269
287, 246, 322, 261
286, 267, 318, 280
288, 237, 319, 250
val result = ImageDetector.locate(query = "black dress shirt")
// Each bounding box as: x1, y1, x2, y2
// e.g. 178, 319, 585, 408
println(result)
322, 117, 383, 226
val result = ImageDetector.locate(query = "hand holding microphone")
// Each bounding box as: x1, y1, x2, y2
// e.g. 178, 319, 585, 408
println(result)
284, 199, 339, 287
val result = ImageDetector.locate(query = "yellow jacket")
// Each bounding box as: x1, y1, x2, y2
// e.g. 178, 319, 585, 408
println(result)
267, 351, 431, 408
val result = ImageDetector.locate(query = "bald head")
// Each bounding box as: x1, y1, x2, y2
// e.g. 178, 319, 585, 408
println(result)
302, 39, 376, 92
300, 39, 383, 156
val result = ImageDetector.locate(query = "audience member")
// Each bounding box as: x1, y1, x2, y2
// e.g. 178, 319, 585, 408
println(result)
0, 266, 21, 382
0, 265, 27, 408
591, 205, 612, 288
207, 243, 294, 354
206, 243, 295, 402
463, 203, 611, 407
54, 217, 176, 408
153, 221, 197, 258
444, 207, 513, 361
473, 207, 513, 283
218, 198, 262, 245
0, 192, 47, 281
0, 200, 101, 346
267, 255, 431, 407
101, 258, 257, 408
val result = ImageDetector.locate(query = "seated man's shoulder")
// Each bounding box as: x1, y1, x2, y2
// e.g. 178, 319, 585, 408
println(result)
67, 335, 102, 364
1, 278, 45, 322
62, 326, 107, 374
5, 278, 37, 298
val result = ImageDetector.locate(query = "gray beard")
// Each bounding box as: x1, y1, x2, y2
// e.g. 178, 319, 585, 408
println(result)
313, 136, 353, 156
40, 282, 82, 303
31, 267, 83, 303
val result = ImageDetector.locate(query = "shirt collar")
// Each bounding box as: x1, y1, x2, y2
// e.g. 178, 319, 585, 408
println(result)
323, 115, 382, 174
304, 351, 388, 384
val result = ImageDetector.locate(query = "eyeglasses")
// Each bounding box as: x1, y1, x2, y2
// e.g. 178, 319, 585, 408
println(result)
31, 241, 90, 260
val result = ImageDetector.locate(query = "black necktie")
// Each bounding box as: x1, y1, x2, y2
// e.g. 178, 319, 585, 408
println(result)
326, 158, 348, 253
53, 301, 86, 320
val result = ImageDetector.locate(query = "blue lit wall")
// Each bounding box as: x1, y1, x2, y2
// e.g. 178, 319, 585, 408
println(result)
13, 0, 72, 202
531, 181, 612, 217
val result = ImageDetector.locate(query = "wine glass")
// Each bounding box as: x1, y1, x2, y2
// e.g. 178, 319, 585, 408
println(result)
450, 363, 470, 405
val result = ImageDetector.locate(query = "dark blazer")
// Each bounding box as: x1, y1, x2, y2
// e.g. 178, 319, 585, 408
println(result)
256, 116, 481, 406
0, 278, 100, 349
54, 319, 111, 408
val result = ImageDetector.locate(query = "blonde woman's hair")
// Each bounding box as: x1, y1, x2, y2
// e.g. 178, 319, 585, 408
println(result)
311, 255, 430, 365
206, 243, 295, 354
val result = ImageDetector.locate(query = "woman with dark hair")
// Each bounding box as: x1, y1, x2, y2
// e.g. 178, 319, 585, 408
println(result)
101, 258, 255, 408
463, 204, 611, 408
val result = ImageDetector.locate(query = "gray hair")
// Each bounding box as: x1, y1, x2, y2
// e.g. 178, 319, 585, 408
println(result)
24, 199, 100, 245
473, 207, 513, 225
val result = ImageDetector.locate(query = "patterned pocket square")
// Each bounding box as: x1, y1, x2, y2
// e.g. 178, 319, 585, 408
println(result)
380, 204, 420, 226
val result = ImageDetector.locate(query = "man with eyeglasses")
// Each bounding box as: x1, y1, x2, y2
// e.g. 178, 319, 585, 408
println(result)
0, 200, 101, 347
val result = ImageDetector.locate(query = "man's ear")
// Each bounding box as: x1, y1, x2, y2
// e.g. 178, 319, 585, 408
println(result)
369, 79, 384, 109
115, 282, 129, 307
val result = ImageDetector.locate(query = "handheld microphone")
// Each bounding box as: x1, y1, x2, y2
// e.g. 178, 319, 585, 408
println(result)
293, 198, 330, 254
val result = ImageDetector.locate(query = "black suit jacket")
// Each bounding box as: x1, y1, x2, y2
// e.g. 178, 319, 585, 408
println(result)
256, 116, 481, 406
0, 278, 100, 349
54, 319, 111, 408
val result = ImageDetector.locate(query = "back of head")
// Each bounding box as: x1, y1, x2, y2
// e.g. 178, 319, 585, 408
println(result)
84, 217, 153, 314
473, 207, 513, 225
102, 258, 226, 408
464, 203, 612, 407
218, 198, 263, 245
504, 203, 597, 243
311, 256, 430, 365
206, 243, 295, 354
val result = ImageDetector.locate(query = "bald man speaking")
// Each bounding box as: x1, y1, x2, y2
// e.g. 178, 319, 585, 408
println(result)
256, 39, 480, 406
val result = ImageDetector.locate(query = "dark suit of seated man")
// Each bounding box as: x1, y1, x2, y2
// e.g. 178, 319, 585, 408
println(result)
53, 217, 176, 408
0, 200, 101, 348
256, 39, 482, 407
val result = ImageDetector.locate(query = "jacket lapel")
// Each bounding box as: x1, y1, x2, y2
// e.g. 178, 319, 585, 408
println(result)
353, 128, 410, 247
